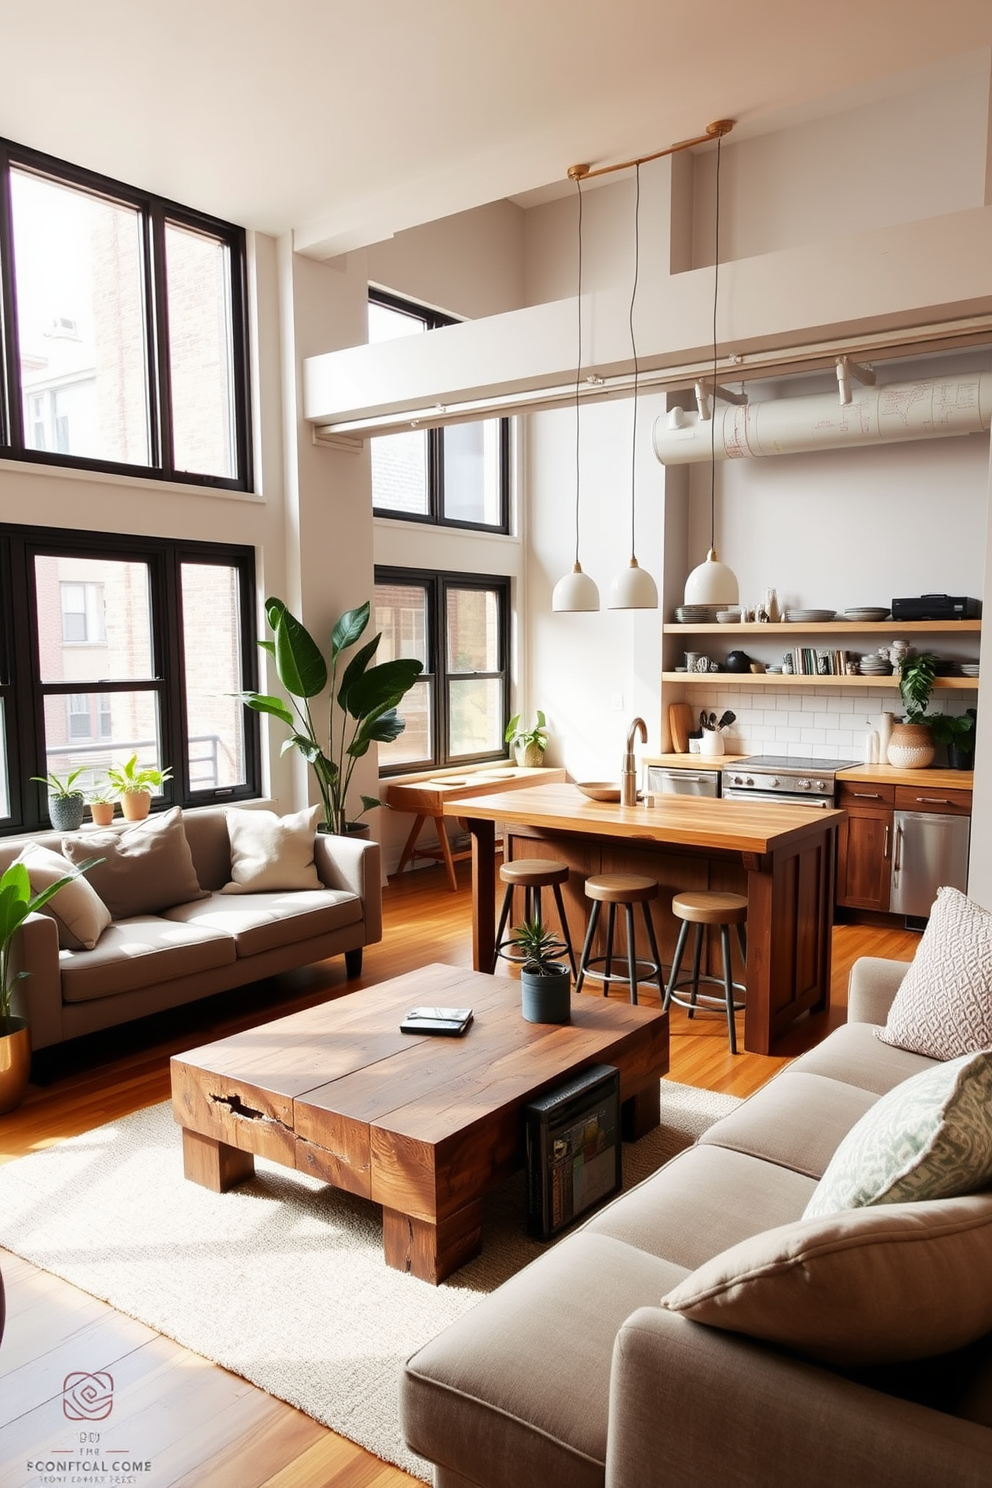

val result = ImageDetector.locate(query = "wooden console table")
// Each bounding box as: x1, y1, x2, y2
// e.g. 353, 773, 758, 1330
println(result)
382, 764, 566, 891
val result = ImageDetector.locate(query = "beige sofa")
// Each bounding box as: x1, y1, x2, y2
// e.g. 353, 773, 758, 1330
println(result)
401, 957, 992, 1488
6, 807, 381, 1050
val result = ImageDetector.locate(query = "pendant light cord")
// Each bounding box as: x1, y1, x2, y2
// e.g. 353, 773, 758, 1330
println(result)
709, 136, 722, 552
573, 177, 584, 567
628, 163, 641, 558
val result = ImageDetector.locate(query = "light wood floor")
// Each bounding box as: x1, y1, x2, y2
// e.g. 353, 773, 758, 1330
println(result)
0, 863, 921, 1488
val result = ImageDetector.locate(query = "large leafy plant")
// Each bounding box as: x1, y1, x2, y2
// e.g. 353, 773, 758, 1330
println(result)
898, 652, 939, 723
241, 598, 423, 834
0, 858, 100, 1030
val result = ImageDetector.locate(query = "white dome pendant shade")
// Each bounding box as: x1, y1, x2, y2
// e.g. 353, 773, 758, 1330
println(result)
609, 556, 658, 609
553, 561, 601, 612
684, 548, 739, 607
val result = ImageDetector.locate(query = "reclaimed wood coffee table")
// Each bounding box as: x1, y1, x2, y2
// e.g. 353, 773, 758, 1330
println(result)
171, 963, 669, 1283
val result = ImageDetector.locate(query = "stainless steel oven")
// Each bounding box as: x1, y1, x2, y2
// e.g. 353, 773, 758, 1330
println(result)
720, 755, 859, 807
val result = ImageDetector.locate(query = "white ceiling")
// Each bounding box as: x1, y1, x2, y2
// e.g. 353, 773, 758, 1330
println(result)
2, 0, 992, 257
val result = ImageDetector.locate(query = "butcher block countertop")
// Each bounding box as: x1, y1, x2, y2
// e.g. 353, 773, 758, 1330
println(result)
443, 780, 840, 855
642, 753, 748, 769
836, 764, 973, 790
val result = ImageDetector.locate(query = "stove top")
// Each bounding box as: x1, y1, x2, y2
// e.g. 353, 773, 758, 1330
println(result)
731, 755, 859, 776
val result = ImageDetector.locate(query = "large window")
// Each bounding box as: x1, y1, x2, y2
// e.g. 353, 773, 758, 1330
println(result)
0, 524, 260, 833
374, 569, 509, 772
368, 290, 508, 531
0, 138, 252, 489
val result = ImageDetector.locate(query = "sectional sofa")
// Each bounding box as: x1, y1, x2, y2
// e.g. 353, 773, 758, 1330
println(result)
6, 804, 381, 1050
401, 886, 992, 1488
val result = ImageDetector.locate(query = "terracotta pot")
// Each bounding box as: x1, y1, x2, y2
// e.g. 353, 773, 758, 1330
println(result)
887, 722, 935, 770
120, 790, 152, 821
90, 801, 116, 826
0, 1017, 31, 1115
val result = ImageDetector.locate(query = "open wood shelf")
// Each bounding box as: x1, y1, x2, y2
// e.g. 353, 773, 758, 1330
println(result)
662, 672, 979, 688
664, 620, 982, 636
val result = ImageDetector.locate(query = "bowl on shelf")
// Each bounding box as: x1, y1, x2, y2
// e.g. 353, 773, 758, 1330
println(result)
785, 608, 836, 622
844, 607, 890, 622
716, 609, 741, 623
576, 782, 622, 802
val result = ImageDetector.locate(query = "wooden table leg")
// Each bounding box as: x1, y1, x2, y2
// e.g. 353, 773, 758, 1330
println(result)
466, 817, 497, 972
395, 814, 427, 877
382, 1200, 484, 1284
435, 815, 459, 893
620, 1080, 661, 1141
181, 1127, 254, 1191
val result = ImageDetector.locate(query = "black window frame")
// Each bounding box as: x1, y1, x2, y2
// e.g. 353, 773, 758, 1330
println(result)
368, 288, 509, 533
0, 522, 261, 834
0, 137, 253, 491
374, 566, 511, 775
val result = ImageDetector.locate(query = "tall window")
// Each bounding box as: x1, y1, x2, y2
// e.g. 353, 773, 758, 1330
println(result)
368, 290, 508, 531
374, 569, 509, 772
0, 524, 260, 833
0, 138, 252, 489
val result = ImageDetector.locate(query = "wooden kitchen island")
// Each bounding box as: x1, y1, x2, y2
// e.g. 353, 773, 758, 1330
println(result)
446, 781, 841, 1056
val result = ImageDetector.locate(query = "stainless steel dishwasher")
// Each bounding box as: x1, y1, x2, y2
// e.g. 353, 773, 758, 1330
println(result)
646, 766, 720, 799
890, 809, 971, 919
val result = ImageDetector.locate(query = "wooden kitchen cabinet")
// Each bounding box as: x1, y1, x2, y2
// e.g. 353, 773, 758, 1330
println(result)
836, 781, 894, 912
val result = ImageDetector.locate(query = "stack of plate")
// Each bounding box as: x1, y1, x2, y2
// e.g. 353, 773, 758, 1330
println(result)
960, 663, 980, 678
785, 608, 836, 622
844, 607, 890, 622
858, 655, 894, 676
675, 604, 721, 623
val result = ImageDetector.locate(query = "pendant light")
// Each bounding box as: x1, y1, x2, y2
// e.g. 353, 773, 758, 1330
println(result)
552, 177, 600, 612
684, 133, 739, 609
609, 163, 657, 610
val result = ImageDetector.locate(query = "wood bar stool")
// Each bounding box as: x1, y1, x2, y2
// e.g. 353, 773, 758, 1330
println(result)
575, 874, 663, 1006
492, 859, 577, 975
664, 890, 748, 1054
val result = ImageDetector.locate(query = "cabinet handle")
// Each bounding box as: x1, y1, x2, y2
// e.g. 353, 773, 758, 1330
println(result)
852, 791, 882, 799
883, 824, 890, 860
893, 822, 903, 872
916, 796, 951, 805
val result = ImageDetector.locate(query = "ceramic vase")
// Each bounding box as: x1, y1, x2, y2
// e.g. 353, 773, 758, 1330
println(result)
48, 794, 85, 831
886, 722, 935, 770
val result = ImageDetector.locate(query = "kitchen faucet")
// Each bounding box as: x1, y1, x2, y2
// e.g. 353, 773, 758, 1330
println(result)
621, 717, 647, 806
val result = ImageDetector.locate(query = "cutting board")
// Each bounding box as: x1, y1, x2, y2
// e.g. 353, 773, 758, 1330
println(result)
668, 702, 694, 754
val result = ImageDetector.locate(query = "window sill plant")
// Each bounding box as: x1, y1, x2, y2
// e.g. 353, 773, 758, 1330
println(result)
510, 918, 571, 1024
30, 767, 87, 831
240, 599, 423, 836
505, 711, 548, 768
105, 755, 173, 821
88, 788, 117, 827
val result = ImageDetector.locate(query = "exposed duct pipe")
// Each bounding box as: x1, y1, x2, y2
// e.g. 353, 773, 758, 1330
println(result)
653, 371, 992, 465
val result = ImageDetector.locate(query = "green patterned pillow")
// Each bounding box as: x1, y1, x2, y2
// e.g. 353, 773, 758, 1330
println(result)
803, 1050, 992, 1220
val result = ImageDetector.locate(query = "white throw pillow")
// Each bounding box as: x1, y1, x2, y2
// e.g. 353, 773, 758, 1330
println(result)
222, 805, 322, 893
14, 842, 111, 951
876, 887, 992, 1059
803, 1050, 992, 1219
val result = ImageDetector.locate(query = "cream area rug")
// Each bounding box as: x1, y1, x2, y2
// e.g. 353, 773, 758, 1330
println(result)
0, 1080, 740, 1481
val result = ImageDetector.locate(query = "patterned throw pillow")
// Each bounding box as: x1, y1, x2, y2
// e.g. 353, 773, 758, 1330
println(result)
877, 887, 992, 1059
803, 1050, 992, 1220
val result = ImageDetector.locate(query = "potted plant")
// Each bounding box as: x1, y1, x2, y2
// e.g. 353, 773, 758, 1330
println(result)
505, 711, 548, 768
105, 755, 173, 821
88, 786, 117, 826
0, 856, 99, 1112
30, 767, 87, 831
889, 651, 938, 768
240, 598, 424, 836
926, 708, 976, 770
510, 918, 571, 1023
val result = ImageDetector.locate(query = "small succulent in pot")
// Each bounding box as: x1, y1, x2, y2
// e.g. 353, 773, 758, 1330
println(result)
30, 767, 87, 830
510, 918, 571, 1024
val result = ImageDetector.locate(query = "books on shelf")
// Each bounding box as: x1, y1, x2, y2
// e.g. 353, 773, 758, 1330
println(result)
400, 1006, 474, 1036
788, 647, 851, 677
